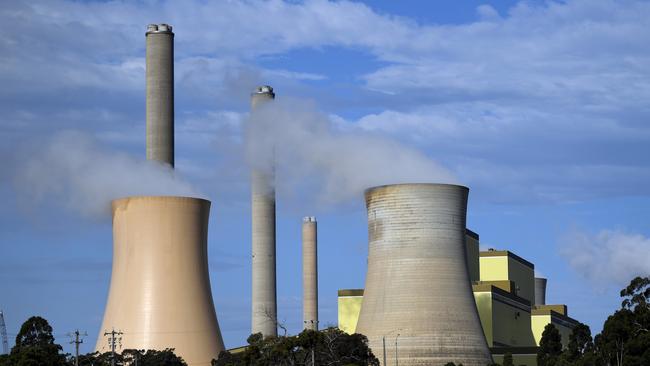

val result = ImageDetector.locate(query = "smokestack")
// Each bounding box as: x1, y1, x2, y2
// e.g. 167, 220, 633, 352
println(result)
535, 277, 547, 306
250, 85, 278, 337
146, 24, 174, 167
302, 216, 318, 330
96, 196, 224, 365
355, 184, 493, 366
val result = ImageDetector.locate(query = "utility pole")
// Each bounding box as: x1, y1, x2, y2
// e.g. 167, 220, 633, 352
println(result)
104, 329, 123, 366
0, 311, 8, 355
68, 330, 87, 366
382, 336, 387, 366
395, 333, 400, 366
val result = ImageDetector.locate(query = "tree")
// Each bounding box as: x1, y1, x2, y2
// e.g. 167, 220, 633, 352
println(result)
566, 323, 593, 361
78, 349, 187, 366
621, 276, 650, 310
126, 349, 187, 366
212, 328, 379, 366
9, 316, 68, 366
596, 276, 650, 366
538, 324, 563, 366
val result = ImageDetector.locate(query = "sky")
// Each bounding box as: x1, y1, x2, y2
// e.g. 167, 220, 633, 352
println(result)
1, 0, 650, 356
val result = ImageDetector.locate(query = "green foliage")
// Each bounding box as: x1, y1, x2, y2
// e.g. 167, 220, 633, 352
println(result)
620, 276, 650, 310
122, 349, 187, 366
565, 323, 593, 362
538, 324, 563, 366
0, 354, 10, 366
8, 316, 68, 366
212, 328, 379, 366
544, 276, 650, 366
78, 349, 187, 366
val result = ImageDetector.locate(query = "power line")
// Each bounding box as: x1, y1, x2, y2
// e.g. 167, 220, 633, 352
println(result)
67, 329, 87, 366
103, 329, 123, 366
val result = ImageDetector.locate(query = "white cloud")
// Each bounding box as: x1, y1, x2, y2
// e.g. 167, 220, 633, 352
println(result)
560, 229, 650, 286
1, 0, 649, 205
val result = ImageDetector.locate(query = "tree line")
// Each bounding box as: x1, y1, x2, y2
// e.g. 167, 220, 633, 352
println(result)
0, 276, 648, 365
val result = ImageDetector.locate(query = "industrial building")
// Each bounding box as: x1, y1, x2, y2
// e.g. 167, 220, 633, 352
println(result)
93, 22, 581, 366
339, 231, 580, 366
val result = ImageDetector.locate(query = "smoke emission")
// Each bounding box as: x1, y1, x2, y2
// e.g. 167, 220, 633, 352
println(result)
14, 131, 198, 218
245, 97, 456, 206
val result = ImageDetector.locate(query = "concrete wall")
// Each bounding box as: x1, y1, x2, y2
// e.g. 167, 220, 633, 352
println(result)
145, 24, 174, 167
338, 290, 364, 334
96, 196, 224, 366
480, 251, 535, 304
473, 284, 536, 348
465, 230, 480, 283
355, 183, 493, 366
535, 278, 547, 306
531, 310, 578, 348
492, 353, 537, 366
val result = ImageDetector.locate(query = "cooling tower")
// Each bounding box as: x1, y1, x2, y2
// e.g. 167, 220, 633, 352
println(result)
250, 85, 278, 337
302, 216, 318, 330
535, 277, 547, 306
355, 184, 493, 366
96, 196, 224, 366
146, 24, 174, 167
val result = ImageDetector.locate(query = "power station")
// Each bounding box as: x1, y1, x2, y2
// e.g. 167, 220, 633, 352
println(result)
355, 184, 493, 366
89, 22, 582, 366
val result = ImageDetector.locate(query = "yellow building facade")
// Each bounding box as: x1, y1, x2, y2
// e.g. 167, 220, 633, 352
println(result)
337, 289, 364, 335
338, 230, 580, 366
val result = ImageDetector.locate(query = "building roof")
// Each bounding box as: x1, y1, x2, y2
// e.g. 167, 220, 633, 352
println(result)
465, 228, 480, 240
338, 289, 364, 297
472, 282, 532, 308
479, 250, 534, 269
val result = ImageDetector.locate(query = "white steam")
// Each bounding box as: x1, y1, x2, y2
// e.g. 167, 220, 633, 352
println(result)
14, 131, 198, 218
245, 98, 456, 206
560, 229, 650, 286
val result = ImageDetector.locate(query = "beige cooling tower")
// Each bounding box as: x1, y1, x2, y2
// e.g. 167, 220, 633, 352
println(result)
96, 196, 224, 366
355, 184, 493, 366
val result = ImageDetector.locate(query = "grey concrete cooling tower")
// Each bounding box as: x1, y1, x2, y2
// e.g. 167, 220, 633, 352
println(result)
96, 196, 224, 366
355, 184, 493, 366
146, 24, 174, 167
302, 216, 318, 330
250, 85, 278, 337
535, 277, 547, 306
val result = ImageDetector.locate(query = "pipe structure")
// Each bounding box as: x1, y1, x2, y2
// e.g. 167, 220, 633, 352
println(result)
355, 184, 493, 366
146, 24, 174, 167
535, 277, 547, 306
302, 216, 318, 330
250, 85, 278, 337
96, 196, 224, 366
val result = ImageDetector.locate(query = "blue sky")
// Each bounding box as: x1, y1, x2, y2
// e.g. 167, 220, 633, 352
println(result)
1, 0, 650, 356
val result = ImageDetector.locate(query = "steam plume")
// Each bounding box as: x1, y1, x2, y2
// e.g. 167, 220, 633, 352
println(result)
14, 131, 198, 218
245, 97, 456, 206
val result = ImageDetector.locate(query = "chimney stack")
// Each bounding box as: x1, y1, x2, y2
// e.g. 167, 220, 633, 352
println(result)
146, 24, 174, 167
302, 216, 318, 330
250, 85, 278, 337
